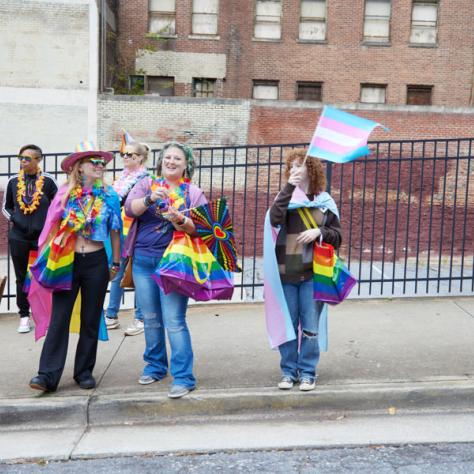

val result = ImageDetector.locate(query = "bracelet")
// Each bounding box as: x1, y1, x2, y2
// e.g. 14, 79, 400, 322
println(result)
111, 263, 120, 272
143, 195, 153, 207
176, 216, 186, 226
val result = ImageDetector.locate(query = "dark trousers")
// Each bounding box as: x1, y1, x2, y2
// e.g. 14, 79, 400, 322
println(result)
38, 249, 109, 390
9, 238, 38, 318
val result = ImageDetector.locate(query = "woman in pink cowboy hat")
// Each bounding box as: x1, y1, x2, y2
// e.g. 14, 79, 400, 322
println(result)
29, 142, 122, 393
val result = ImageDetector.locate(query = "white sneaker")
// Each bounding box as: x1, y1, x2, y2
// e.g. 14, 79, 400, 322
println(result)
299, 378, 316, 391
124, 319, 144, 336
278, 376, 294, 390
105, 316, 120, 329
18, 317, 31, 333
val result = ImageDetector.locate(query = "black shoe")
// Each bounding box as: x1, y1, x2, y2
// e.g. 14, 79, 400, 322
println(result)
29, 375, 55, 393
76, 376, 96, 390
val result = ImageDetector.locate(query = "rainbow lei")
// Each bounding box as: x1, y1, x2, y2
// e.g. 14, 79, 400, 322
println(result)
65, 181, 106, 238
16, 169, 45, 214
151, 176, 190, 212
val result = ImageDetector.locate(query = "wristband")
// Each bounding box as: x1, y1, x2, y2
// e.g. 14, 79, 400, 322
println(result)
176, 216, 186, 226
143, 195, 153, 207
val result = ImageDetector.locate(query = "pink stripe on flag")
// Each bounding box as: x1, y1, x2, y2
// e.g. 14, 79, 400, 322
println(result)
313, 137, 361, 155
318, 117, 370, 140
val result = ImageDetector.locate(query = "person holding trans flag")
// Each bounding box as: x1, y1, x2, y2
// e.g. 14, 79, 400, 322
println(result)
29, 142, 122, 393
266, 149, 342, 392
104, 136, 149, 336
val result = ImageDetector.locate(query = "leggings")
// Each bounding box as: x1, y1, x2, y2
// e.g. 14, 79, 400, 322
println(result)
38, 249, 109, 390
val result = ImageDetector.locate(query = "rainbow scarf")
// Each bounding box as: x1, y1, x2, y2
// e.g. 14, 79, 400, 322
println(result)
263, 186, 339, 350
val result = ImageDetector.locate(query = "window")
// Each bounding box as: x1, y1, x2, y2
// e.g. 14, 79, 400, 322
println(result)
407, 85, 432, 105
360, 84, 386, 103
129, 75, 175, 95
192, 78, 216, 97
148, 76, 175, 96
192, 0, 219, 35
253, 80, 279, 99
254, 1, 282, 40
297, 82, 322, 101
363, 0, 391, 43
410, 1, 438, 45
299, 0, 326, 41
149, 0, 176, 36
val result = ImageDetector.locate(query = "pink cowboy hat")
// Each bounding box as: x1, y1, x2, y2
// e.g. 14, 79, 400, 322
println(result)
61, 141, 114, 173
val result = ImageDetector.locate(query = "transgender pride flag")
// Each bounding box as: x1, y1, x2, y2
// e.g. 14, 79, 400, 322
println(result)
308, 106, 387, 163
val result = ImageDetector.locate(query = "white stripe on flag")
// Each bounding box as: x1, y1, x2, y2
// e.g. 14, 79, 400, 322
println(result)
315, 126, 365, 148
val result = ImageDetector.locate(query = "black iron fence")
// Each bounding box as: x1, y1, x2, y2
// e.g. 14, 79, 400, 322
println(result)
1, 137, 473, 310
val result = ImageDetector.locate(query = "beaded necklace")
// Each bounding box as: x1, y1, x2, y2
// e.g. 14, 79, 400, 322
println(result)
16, 169, 45, 214
66, 181, 106, 238
113, 167, 148, 199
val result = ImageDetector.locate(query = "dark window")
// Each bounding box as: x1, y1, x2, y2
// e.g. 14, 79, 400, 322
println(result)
407, 85, 432, 105
192, 78, 216, 97
147, 76, 175, 96
297, 82, 322, 101
129, 75, 145, 94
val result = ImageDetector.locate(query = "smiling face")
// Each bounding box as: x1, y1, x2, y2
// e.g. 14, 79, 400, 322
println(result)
122, 144, 143, 171
79, 157, 106, 182
161, 146, 187, 182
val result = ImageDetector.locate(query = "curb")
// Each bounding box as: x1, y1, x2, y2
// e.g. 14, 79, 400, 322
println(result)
1, 379, 474, 431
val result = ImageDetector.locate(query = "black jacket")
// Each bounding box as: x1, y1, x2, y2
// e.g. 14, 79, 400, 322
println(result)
2, 172, 58, 242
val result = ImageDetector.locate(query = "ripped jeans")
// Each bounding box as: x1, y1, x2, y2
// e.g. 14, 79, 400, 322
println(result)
132, 253, 195, 388
278, 279, 323, 382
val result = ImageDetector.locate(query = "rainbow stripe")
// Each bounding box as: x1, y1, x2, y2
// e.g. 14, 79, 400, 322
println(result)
31, 225, 76, 291
120, 131, 135, 154
122, 209, 134, 237
308, 106, 387, 163
153, 232, 233, 301
75, 140, 97, 153
23, 250, 38, 293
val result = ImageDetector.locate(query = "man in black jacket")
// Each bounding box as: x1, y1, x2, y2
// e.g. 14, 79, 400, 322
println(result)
2, 144, 58, 333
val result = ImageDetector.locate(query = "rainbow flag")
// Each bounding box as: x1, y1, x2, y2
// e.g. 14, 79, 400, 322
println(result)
121, 209, 134, 237
308, 106, 387, 163
120, 131, 135, 154
23, 249, 38, 293
30, 225, 76, 291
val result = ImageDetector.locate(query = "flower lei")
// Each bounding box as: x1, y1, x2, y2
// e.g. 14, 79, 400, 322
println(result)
151, 175, 190, 213
113, 167, 148, 199
65, 181, 106, 238
16, 169, 45, 214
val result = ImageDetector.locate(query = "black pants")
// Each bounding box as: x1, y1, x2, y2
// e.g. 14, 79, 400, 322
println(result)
38, 249, 109, 390
9, 238, 38, 318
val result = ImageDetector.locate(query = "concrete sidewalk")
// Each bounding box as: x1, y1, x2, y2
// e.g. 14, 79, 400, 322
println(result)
1, 297, 473, 431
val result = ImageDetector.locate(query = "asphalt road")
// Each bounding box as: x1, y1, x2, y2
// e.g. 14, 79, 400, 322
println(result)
1, 443, 473, 473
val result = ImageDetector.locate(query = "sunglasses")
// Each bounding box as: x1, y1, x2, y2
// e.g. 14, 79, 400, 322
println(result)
18, 156, 33, 162
121, 152, 138, 158
87, 158, 106, 167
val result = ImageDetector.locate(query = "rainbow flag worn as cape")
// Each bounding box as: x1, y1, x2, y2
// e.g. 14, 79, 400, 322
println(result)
263, 186, 339, 350
22, 249, 38, 294
308, 106, 387, 163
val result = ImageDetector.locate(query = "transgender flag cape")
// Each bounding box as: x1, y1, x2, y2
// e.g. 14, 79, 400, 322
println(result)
263, 187, 339, 350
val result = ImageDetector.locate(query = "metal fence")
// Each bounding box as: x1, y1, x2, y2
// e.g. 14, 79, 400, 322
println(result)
1, 137, 473, 311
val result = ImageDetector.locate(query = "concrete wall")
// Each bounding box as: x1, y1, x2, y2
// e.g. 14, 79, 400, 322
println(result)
0, 0, 97, 158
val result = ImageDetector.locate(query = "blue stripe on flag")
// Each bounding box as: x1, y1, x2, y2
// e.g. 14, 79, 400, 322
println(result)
323, 106, 381, 132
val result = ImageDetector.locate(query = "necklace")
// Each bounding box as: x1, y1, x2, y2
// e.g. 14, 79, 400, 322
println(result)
113, 167, 148, 199
16, 169, 45, 214
66, 182, 106, 238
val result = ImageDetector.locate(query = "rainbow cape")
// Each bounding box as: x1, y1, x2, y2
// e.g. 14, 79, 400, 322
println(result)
27, 184, 122, 341
263, 186, 339, 350
22, 249, 38, 294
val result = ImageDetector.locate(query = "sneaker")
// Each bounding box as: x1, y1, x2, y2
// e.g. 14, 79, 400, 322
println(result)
299, 377, 316, 391
139, 375, 159, 385
278, 376, 294, 390
124, 319, 144, 336
18, 317, 31, 333
168, 385, 195, 399
105, 316, 120, 329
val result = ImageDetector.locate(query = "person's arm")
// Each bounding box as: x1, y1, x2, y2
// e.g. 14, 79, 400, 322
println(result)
320, 211, 342, 249
124, 177, 151, 217
2, 179, 15, 221
269, 183, 295, 226
109, 229, 121, 280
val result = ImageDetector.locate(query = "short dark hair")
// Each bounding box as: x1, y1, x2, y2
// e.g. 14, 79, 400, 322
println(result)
19, 144, 43, 159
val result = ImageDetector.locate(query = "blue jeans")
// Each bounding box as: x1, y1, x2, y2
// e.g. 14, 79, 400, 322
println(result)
279, 279, 323, 381
132, 254, 195, 388
106, 256, 143, 321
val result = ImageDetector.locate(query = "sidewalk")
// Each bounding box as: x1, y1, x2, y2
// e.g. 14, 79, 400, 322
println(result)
1, 297, 473, 431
